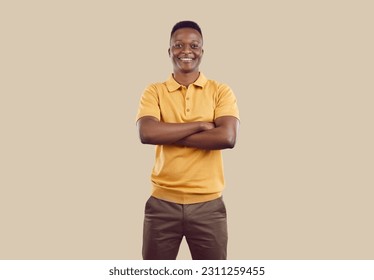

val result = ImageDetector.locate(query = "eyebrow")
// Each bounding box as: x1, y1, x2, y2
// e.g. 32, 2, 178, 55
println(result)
173, 40, 201, 43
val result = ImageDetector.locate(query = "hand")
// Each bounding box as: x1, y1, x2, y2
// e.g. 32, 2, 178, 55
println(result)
200, 122, 215, 131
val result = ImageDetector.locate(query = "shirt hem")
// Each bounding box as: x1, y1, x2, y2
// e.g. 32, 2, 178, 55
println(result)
151, 187, 222, 204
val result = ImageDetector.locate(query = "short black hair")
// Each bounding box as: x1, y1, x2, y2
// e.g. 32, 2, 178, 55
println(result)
170, 20, 203, 39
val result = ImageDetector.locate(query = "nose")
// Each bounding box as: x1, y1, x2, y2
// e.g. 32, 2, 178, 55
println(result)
181, 45, 192, 54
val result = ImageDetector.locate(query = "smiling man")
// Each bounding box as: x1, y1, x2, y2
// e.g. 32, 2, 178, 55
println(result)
136, 20, 240, 260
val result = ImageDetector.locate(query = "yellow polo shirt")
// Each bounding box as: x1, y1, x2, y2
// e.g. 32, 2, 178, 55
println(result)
136, 73, 239, 204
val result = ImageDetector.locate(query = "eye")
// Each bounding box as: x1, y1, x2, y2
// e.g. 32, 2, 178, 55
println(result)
191, 44, 200, 49
173, 43, 183, 49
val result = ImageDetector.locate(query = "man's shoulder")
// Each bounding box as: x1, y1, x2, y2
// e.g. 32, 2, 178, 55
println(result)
200, 73, 229, 87
145, 75, 179, 93
144, 81, 168, 92
203, 78, 233, 93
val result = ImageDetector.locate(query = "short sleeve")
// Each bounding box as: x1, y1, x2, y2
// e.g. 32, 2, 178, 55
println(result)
135, 84, 161, 122
214, 84, 240, 120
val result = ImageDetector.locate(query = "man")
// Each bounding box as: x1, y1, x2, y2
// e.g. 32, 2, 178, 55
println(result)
136, 20, 240, 260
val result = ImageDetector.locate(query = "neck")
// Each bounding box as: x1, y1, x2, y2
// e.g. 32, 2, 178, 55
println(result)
173, 71, 200, 87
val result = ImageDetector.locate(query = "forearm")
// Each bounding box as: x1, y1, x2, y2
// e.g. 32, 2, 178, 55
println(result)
174, 116, 239, 150
137, 116, 214, 145
175, 127, 236, 150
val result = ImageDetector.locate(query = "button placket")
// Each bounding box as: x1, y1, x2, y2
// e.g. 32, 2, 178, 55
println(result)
185, 91, 191, 114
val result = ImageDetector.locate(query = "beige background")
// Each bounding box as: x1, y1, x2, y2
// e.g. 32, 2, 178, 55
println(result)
1, 0, 373, 259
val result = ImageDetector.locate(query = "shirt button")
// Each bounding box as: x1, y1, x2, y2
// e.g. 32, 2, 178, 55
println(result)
186, 97, 190, 100
186, 109, 190, 112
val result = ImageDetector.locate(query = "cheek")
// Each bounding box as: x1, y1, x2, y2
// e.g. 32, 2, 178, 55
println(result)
170, 50, 179, 59
194, 50, 203, 57
194, 53, 201, 60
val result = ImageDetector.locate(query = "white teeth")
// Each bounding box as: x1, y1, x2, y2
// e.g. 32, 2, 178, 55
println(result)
179, 58, 193, 61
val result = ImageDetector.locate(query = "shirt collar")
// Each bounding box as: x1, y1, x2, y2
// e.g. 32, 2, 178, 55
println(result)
166, 72, 208, 92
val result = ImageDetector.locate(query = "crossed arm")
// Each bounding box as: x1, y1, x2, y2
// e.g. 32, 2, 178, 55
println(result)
136, 116, 239, 150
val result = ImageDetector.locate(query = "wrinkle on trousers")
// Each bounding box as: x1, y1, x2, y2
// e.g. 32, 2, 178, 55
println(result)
142, 196, 227, 260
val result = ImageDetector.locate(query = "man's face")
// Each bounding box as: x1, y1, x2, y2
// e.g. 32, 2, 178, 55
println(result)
169, 28, 203, 74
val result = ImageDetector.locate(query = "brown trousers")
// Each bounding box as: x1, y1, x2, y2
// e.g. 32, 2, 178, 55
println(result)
142, 196, 228, 260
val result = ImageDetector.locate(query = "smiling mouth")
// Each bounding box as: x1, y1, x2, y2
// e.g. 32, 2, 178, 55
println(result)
178, 57, 194, 62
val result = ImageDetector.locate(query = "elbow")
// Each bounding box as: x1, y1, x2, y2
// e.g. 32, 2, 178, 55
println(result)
140, 137, 154, 145
224, 135, 236, 149
138, 131, 153, 145
139, 130, 163, 145
226, 139, 236, 149
225, 125, 239, 149
139, 136, 149, 145
137, 118, 159, 145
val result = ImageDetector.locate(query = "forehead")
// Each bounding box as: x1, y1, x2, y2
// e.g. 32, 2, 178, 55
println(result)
171, 28, 203, 42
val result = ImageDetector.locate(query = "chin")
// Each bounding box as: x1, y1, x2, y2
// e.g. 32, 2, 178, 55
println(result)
181, 68, 198, 74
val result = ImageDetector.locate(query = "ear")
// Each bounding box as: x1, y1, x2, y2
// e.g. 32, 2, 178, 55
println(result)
201, 49, 204, 55
168, 48, 171, 57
